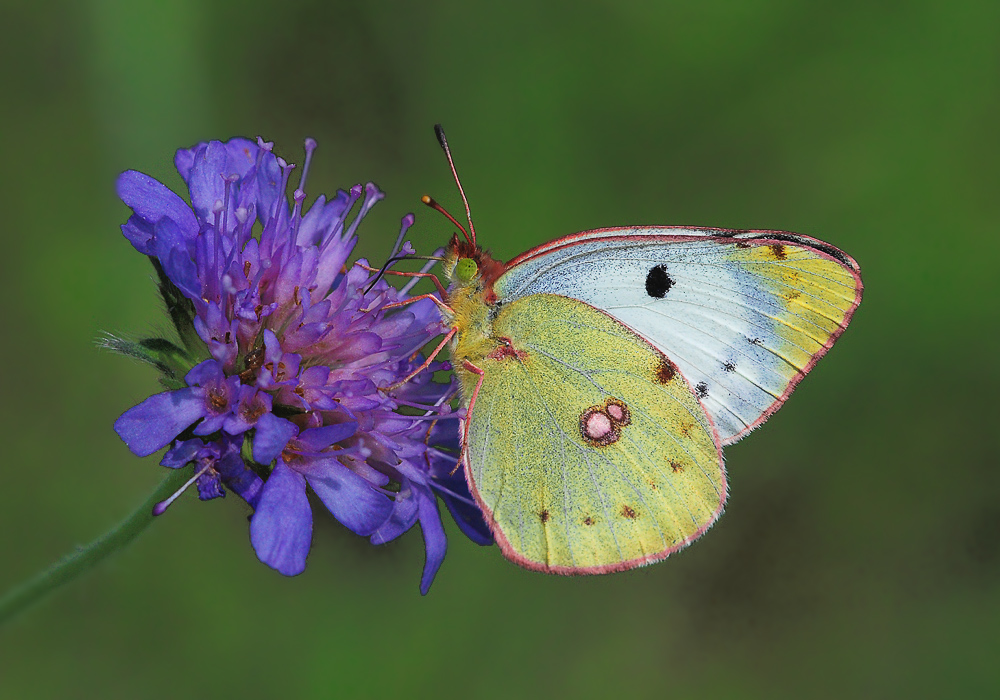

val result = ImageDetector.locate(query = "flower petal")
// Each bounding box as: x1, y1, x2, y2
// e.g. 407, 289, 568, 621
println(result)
116, 170, 199, 237
162, 242, 201, 299
215, 439, 263, 507
249, 461, 312, 576
185, 359, 224, 387
120, 214, 156, 255
370, 488, 419, 545
252, 412, 298, 465
296, 422, 357, 452
114, 388, 206, 457
159, 438, 202, 468
182, 139, 258, 221
436, 472, 494, 546
441, 494, 494, 546
196, 471, 225, 501
302, 459, 393, 536
415, 484, 447, 595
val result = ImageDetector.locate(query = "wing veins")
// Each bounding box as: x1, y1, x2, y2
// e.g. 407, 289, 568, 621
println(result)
527, 344, 717, 475
515, 350, 628, 563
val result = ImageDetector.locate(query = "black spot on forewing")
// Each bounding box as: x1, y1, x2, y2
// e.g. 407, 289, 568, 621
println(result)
695, 382, 709, 398
723, 361, 735, 373
645, 264, 673, 298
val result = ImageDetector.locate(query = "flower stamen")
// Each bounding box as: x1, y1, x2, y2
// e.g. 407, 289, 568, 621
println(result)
152, 464, 213, 516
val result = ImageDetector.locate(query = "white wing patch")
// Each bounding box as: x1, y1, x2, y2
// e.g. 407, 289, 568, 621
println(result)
493, 228, 863, 445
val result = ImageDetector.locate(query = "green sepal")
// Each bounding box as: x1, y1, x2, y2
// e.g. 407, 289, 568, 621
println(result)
149, 257, 205, 357
99, 334, 193, 390
241, 434, 273, 479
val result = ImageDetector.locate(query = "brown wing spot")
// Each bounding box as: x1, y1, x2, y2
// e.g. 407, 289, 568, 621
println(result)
604, 398, 631, 426
785, 290, 801, 301
770, 243, 787, 260
583, 516, 595, 526
580, 397, 631, 446
539, 509, 550, 523
580, 408, 616, 445
669, 460, 684, 473
487, 336, 528, 362
735, 240, 751, 249
679, 422, 693, 438
648, 479, 659, 490
655, 358, 677, 383
621, 505, 638, 519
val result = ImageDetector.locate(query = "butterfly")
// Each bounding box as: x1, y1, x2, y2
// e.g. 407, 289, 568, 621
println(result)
388, 125, 862, 574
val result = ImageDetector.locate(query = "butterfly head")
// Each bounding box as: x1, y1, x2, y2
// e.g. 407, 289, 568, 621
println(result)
440, 233, 503, 302
454, 257, 478, 282
425, 125, 504, 302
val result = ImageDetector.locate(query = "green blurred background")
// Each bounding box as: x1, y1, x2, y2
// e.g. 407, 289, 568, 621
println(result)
1, 1, 998, 697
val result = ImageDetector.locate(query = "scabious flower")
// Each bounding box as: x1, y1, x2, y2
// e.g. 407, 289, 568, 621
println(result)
108, 137, 491, 594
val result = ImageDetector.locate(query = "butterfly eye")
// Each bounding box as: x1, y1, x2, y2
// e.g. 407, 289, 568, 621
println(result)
455, 257, 478, 281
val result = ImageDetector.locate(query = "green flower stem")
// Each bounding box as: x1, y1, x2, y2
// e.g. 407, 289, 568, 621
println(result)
0, 468, 191, 627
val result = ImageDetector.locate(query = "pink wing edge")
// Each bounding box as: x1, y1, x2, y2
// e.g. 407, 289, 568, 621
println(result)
500, 225, 866, 448
461, 427, 729, 576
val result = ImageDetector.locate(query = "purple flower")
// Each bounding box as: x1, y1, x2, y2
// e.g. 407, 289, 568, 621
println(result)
109, 137, 490, 593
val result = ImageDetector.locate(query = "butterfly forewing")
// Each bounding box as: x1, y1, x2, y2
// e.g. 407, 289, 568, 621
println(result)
461, 293, 726, 573
493, 228, 863, 445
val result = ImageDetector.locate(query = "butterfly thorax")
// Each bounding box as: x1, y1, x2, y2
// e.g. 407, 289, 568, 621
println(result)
442, 237, 511, 384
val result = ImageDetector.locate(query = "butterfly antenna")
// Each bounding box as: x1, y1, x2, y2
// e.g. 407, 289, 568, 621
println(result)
433, 124, 477, 246
363, 254, 413, 294
421, 195, 470, 243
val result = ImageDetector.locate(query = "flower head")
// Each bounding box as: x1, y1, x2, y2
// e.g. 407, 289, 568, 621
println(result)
109, 137, 490, 593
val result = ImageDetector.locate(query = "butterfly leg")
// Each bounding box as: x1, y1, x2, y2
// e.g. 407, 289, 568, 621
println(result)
358, 263, 448, 297
453, 358, 485, 475
376, 293, 454, 317
385, 326, 458, 391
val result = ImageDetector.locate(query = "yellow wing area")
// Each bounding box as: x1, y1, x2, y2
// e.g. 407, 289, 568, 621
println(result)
457, 294, 726, 573
490, 231, 863, 444
727, 241, 861, 379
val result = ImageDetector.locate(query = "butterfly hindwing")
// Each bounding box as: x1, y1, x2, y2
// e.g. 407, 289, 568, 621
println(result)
460, 293, 726, 573
492, 228, 863, 445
